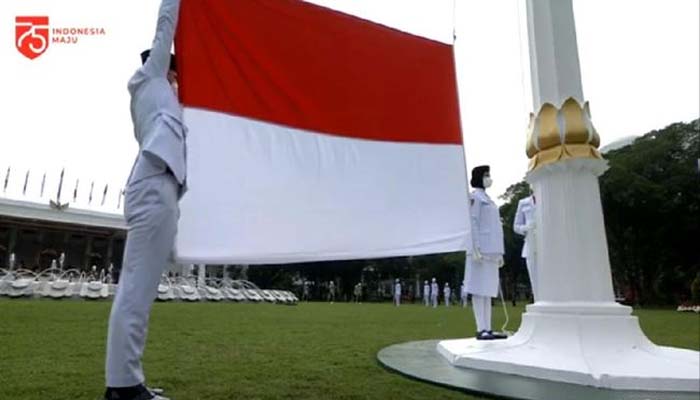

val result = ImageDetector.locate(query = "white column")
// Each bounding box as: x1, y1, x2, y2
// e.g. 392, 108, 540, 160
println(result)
526, 0, 584, 107
525, 0, 615, 305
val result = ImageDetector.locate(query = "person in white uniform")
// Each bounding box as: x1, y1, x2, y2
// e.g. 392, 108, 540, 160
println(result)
394, 279, 402, 306
328, 280, 336, 303
302, 281, 310, 301
423, 280, 430, 306
460, 281, 468, 307
514, 192, 538, 300
430, 278, 439, 308
465, 165, 506, 341
104, 0, 185, 398
443, 283, 451, 307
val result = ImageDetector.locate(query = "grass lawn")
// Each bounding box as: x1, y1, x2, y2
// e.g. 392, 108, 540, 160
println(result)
0, 300, 697, 400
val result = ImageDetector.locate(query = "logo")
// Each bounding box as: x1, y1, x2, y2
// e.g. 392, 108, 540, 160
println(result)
16, 16, 50, 60
15, 15, 107, 60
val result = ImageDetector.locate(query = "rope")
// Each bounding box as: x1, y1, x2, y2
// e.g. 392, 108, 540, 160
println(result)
498, 280, 513, 335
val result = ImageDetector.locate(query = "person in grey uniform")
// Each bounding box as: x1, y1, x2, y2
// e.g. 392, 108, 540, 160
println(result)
514, 192, 538, 300
104, 0, 185, 398
465, 165, 506, 341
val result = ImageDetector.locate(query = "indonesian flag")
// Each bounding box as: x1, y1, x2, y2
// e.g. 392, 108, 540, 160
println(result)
174, 0, 469, 264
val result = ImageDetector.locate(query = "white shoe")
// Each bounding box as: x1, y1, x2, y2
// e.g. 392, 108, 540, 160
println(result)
149, 387, 169, 400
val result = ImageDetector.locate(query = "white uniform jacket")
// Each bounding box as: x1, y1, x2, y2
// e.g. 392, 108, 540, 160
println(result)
469, 189, 504, 255
513, 196, 536, 257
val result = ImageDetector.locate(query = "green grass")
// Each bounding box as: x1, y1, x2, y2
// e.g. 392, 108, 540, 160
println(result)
0, 300, 697, 400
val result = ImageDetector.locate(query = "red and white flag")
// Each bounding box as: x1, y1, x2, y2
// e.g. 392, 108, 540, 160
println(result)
174, 0, 469, 264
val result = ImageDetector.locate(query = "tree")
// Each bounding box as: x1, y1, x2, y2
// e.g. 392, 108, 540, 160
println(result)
599, 119, 699, 305
492, 119, 699, 306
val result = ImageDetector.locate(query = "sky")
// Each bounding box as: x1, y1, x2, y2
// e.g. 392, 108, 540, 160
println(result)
0, 0, 698, 213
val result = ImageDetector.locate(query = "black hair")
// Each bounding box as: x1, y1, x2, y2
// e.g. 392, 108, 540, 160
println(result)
470, 165, 490, 189
140, 49, 177, 72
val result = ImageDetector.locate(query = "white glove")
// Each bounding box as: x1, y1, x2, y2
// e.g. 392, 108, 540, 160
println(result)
497, 256, 505, 268
525, 222, 535, 233
473, 247, 482, 261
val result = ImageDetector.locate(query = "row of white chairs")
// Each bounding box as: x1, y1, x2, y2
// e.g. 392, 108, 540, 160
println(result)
0, 268, 112, 299
0, 268, 298, 304
156, 276, 298, 304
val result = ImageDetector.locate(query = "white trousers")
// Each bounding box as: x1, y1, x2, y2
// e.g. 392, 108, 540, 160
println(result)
106, 172, 180, 387
471, 295, 492, 332
431, 295, 438, 308
394, 294, 401, 306
423, 296, 430, 306
525, 257, 538, 300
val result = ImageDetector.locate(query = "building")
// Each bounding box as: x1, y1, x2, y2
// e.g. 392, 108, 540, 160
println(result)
0, 196, 126, 273
0, 167, 126, 275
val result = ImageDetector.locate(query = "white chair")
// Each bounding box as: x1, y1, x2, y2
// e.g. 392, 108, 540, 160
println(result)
156, 274, 176, 302
5, 269, 37, 298
260, 289, 277, 303
174, 277, 201, 302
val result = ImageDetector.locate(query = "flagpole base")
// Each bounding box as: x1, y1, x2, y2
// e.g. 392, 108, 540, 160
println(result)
436, 303, 700, 392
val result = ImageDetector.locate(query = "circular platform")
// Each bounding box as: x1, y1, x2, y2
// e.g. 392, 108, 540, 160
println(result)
377, 340, 697, 400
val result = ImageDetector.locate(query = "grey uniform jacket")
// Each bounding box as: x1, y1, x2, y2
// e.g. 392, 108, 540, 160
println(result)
127, 0, 186, 189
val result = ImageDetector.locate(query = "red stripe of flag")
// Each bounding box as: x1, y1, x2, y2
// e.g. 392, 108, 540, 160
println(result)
176, 0, 462, 144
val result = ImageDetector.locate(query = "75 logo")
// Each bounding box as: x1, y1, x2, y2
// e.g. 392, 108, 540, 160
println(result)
16, 16, 50, 60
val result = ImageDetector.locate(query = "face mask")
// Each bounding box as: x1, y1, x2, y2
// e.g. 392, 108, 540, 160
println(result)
483, 177, 493, 188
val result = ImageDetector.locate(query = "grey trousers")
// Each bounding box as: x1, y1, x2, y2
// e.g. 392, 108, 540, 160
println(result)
106, 172, 179, 387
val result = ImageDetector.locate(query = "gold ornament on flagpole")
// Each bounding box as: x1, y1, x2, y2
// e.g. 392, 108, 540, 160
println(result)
526, 97, 602, 171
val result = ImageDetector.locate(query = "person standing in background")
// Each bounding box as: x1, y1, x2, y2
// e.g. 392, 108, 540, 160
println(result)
443, 283, 451, 307
514, 189, 538, 301
328, 280, 336, 303
423, 280, 430, 306
430, 278, 439, 308
393, 279, 402, 306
